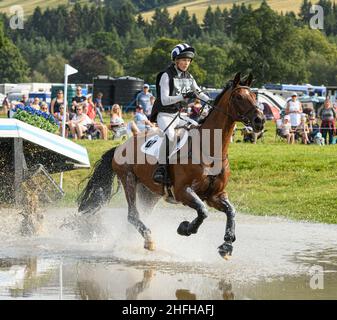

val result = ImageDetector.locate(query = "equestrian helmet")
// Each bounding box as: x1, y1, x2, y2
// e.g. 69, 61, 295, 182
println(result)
171, 43, 195, 61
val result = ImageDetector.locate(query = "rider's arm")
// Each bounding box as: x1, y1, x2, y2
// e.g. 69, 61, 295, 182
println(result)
191, 77, 210, 102
159, 72, 185, 106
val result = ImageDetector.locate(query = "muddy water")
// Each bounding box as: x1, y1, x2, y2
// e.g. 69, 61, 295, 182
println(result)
0, 207, 336, 300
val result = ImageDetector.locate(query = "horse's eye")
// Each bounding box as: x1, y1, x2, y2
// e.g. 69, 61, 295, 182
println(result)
235, 95, 243, 101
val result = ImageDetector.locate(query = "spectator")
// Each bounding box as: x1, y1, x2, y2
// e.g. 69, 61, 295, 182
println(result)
9, 101, 22, 118
241, 126, 264, 144
296, 115, 310, 144
68, 105, 93, 140
51, 90, 64, 115
136, 84, 153, 118
40, 102, 49, 113
2, 94, 10, 117
85, 94, 108, 140
55, 105, 70, 136
308, 117, 323, 144
21, 94, 30, 107
71, 86, 87, 119
285, 92, 302, 129
319, 98, 336, 145
108, 104, 127, 138
93, 92, 104, 123
134, 105, 155, 133
84, 95, 96, 120
31, 97, 41, 110
55, 104, 68, 121
281, 115, 295, 144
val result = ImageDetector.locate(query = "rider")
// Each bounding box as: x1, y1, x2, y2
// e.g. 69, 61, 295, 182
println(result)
152, 43, 211, 184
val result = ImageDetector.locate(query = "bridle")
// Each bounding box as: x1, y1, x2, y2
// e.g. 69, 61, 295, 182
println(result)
198, 86, 260, 126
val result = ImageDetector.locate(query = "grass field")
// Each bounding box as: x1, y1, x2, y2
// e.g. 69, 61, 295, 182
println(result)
0, 0, 89, 16
56, 116, 337, 225
141, 0, 304, 22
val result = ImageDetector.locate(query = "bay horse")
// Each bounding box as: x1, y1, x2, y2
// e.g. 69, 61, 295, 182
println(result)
78, 73, 265, 259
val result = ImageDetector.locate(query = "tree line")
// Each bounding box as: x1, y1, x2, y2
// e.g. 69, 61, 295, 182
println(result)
0, 0, 337, 87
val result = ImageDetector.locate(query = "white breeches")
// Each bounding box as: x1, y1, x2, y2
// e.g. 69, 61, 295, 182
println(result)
157, 112, 188, 142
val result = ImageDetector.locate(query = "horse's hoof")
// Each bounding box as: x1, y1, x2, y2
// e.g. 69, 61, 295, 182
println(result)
144, 240, 155, 251
218, 243, 233, 260
177, 221, 192, 236
222, 254, 231, 261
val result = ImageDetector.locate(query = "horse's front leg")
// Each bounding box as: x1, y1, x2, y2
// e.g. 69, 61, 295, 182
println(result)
207, 193, 236, 259
176, 187, 208, 236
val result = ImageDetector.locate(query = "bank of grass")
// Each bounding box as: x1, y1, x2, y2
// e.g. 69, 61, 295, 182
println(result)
0, 0, 89, 16
141, 0, 304, 22
58, 120, 337, 224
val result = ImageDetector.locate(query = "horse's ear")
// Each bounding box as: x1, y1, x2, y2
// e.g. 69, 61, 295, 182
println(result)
232, 72, 241, 88
245, 73, 254, 87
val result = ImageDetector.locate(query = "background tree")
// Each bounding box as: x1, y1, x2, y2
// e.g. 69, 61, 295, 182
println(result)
2, 0, 337, 87
89, 30, 123, 57
69, 49, 111, 83
0, 22, 28, 82
36, 54, 68, 82
151, 8, 172, 37
197, 45, 231, 87
124, 47, 152, 78
105, 56, 124, 77
233, 1, 308, 85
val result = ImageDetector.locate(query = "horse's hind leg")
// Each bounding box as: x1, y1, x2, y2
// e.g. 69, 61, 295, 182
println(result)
137, 183, 161, 214
121, 171, 155, 251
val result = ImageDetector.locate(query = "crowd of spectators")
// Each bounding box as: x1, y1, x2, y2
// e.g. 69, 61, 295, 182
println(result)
1, 86, 337, 145
276, 94, 336, 145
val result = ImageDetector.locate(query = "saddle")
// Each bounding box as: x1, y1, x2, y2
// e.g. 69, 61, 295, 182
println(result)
140, 117, 199, 160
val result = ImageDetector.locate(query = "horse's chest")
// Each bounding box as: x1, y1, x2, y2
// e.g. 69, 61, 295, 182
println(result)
198, 174, 226, 199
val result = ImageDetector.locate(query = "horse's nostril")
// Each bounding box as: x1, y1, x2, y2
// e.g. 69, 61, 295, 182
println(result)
253, 117, 262, 124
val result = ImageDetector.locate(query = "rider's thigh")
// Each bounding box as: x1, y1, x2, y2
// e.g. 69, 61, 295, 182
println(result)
166, 127, 176, 141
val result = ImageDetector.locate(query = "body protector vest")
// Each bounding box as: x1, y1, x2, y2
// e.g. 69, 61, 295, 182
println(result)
150, 64, 193, 122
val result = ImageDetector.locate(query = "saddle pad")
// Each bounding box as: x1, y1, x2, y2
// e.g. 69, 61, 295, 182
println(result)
140, 131, 189, 160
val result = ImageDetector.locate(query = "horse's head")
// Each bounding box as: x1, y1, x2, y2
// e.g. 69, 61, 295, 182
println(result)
227, 73, 265, 132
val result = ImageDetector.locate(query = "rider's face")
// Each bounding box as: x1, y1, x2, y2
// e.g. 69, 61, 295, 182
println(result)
176, 58, 191, 71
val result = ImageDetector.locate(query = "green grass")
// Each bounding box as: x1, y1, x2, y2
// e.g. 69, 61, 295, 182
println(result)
141, 0, 304, 22
57, 119, 337, 224
227, 130, 337, 224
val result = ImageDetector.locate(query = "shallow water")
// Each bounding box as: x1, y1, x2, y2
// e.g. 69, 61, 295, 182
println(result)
0, 206, 336, 300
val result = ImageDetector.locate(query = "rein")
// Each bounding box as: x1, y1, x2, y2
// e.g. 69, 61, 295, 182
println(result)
198, 86, 256, 125
162, 85, 257, 133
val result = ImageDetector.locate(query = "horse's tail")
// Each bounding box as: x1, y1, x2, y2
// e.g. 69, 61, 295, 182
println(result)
77, 147, 117, 215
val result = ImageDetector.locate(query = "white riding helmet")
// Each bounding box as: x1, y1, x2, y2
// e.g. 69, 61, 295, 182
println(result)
171, 43, 195, 61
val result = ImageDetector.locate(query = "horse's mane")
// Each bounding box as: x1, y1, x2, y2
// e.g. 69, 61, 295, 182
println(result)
213, 80, 233, 106
199, 80, 233, 125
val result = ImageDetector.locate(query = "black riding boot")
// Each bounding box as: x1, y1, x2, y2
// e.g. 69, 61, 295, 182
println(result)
153, 164, 167, 184
153, 136, 170, 184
